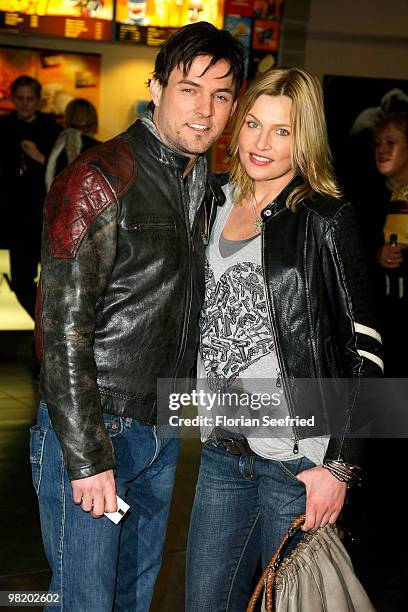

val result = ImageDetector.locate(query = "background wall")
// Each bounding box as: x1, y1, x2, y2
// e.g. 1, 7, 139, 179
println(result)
305, 0, 408, 80
0, 33, 158, 141
280, 0, 407, 79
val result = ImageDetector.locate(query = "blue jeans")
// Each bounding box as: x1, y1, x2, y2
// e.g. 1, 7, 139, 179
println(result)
186, 441, 315, 612
30, 401, 180, 612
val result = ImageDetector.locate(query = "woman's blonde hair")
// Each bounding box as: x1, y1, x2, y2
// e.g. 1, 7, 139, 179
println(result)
229, 67, 341, 210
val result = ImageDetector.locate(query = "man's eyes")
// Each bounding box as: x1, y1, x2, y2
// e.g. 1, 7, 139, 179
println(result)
215, 94, 231, 102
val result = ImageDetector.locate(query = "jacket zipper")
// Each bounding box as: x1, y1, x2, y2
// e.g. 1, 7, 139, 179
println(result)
201, 185, 217, 246
127, 222, 175, 231
172, 171, 195, 382
261, 223, 300, 455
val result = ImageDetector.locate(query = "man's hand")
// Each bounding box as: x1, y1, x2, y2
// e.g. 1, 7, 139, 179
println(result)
20, 139, 46, 165
72, 469, 117, 518
296, 466, 347, 531
378, 243, 408, 269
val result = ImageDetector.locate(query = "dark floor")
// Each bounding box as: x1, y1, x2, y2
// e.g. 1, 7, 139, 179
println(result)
0, 331, 200, 611
0, 331, 407, 611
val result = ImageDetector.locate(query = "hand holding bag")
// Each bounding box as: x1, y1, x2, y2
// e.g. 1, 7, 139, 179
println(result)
246, 514, 376, 612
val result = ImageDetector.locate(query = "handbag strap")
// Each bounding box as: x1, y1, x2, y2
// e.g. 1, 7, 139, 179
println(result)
246, 513, 306, 612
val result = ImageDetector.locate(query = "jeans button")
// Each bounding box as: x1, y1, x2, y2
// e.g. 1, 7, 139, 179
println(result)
111, 423, 118, 430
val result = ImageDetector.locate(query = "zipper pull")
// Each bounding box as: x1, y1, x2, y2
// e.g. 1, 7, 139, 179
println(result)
201, 232, 209, 246
276, 368, 281, 387
292, 438, 299, 454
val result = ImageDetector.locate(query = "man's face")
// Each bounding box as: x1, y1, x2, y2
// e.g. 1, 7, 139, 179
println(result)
150, 55, 237, 159
12, 85, 39, 122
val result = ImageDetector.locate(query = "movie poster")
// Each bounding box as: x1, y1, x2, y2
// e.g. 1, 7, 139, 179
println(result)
0, 46, 101, 117
115, 0, 223, 29
0, 0, 113, 20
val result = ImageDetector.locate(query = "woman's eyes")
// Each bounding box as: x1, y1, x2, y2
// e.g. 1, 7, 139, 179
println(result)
375, 139, 396, 147
246, 122, 289, 136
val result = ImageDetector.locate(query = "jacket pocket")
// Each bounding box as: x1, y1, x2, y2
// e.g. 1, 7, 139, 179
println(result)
125, 217, 176, 233
324, 336, 341, 378
29, 425, 46, 495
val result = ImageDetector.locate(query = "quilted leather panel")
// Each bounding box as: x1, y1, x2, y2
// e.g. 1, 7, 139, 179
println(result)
45, 138, 135, 259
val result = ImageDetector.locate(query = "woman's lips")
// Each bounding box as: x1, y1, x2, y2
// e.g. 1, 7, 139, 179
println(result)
249, 153, 273, 166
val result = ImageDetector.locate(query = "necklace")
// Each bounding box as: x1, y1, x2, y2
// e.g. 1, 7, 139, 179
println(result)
250, 195, 264, 233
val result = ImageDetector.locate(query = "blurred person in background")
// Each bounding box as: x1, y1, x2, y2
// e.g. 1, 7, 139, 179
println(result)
374, 112, 408, 377
45, 97, 100, 191
0, 75, 60, 319
354, 112, 408, 612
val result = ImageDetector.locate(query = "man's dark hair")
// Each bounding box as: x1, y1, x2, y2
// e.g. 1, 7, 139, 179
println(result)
152, 22, 246, 99
11, 75, 42, 99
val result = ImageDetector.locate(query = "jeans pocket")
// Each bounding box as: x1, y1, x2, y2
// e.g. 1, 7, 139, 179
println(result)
103, 414, 125, 438
29, 425, 46, 495
276, 457, 312, 484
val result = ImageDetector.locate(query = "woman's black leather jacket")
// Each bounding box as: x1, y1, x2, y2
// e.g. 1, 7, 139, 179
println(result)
218, 175, 384, 466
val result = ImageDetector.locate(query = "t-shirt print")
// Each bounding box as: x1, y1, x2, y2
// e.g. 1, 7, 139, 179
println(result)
200, 259, 274, 391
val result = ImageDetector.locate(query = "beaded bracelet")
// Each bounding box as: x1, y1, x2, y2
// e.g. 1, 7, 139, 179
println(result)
322, 460, 362, 488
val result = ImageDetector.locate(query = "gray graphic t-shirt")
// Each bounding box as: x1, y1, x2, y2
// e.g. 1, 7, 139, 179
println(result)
197, 183, 328, 464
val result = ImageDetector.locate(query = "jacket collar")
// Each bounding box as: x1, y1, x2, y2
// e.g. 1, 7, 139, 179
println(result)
261, 174, 304, 221
206, 172, 228, 207
126, 119, 192, 174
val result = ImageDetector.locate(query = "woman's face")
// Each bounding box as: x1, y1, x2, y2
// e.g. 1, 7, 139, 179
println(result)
374, 124, 408, 181
238, 94, 295, 189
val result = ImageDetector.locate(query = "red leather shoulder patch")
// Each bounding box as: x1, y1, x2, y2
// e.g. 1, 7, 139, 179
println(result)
80, 137, 135, 197
45, 163, 115, 259
45, 138, 135, 259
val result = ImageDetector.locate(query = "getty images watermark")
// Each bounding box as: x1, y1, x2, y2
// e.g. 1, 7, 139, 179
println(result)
166, 390, 315, 429
157, 378, 408, 438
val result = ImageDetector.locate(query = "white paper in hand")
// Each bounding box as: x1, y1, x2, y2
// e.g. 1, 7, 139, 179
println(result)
104, 495, 130, 524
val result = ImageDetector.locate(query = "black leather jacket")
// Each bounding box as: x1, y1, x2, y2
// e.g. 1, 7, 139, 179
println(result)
220, 176, 383, 466
36, 120, 223, 480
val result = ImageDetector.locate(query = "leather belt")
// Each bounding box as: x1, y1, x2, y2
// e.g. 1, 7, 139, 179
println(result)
211, 428, 255, 456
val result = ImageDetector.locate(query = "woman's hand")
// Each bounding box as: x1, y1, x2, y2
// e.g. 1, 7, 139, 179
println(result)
296, 466, 347, 531
378, 243, 407, 269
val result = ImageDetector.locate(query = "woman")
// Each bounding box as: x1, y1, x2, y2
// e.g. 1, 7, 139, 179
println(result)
357, 113, 408, 608
45, 97, 100, 191
186, 68, 383, 611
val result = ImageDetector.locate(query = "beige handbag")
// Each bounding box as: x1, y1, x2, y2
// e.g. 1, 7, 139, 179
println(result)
247, 514, 376, 612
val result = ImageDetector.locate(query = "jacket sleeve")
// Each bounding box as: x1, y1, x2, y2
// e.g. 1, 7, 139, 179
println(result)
36, 162, 118, 480
319, 202, 383, 466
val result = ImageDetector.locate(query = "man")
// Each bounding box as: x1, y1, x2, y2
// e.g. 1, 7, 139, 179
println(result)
32, 22, 245, 612
0, 76, 60, 319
